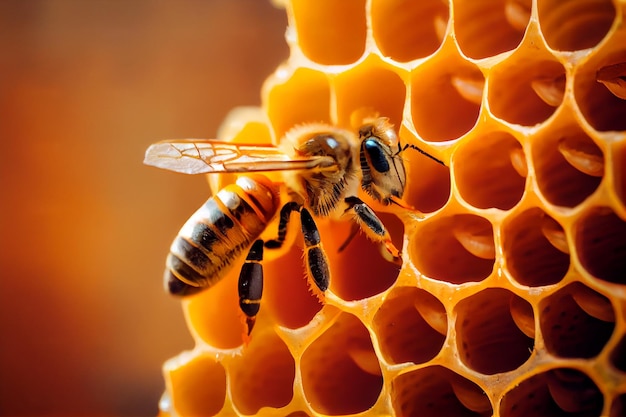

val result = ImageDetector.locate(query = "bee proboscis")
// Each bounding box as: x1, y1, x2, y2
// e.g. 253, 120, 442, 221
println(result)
145, 117, 445, 337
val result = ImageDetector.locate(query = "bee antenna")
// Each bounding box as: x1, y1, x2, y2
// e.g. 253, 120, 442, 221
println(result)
398, 143, 446, 166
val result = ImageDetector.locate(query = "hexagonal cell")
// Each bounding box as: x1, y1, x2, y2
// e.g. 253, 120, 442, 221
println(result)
371, 0, 449, 62
532, 119, 604, 207
611, 394, 626, 417
456, 288, 534, 375
333, 56, 406, 128
410, 44, 484, 142
185, 268, 247, 349
398, 125, 451, 213
610, 334, 626, 373
488, 47, 566, 126
453, 0, 529, 59
500, 368, 603, 417
372, 287, 447, 365
266, 67, 331, 139
574, 49, 626, 132
575, 206, 626, 285
539, 283, 615, 359
391, 366, 492, 417
454, 130, 526, 210
165, 354, 227, 417
502, 208, 570, 287
301, 312, 383, 415
410, 214, 495, 284
230, 330, 295, 414
537, 0, 616, 52
291, 0, 366, 65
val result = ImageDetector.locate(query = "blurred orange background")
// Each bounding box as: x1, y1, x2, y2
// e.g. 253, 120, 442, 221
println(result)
0, 1, 288, 415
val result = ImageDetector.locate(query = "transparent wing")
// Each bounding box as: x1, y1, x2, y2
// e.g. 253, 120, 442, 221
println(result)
144, 139, 336, 175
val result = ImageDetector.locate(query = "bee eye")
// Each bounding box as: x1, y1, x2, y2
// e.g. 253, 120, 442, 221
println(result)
364, 139, 390, 173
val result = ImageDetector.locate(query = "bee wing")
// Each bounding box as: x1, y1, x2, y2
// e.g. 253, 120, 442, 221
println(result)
144, 139, 336, 175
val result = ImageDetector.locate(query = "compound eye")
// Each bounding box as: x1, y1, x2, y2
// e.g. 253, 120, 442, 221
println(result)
364, 139, 391, 173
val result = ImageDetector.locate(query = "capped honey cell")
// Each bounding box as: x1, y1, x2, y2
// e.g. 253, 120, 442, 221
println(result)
371, 0, 449, 62
266, 67, 331, 139
290, 0, 366, 65
333, 56, 406, 129
184, 268, 246, 349
164, 354, 227, 417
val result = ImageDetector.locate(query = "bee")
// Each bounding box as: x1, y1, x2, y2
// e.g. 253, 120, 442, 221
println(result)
144, 117, 445, 336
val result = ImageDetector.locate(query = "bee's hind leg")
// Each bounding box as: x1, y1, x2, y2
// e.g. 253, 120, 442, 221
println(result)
238, 239, 265, 338
344, 196, 402, 265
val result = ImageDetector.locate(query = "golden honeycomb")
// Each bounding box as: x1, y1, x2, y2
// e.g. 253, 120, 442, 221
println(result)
157, 0, 626, 416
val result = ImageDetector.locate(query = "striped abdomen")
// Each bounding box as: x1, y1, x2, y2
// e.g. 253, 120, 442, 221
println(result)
165, 176, 279, 296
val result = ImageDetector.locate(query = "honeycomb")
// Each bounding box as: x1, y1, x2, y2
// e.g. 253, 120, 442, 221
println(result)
157, 0, 626, 416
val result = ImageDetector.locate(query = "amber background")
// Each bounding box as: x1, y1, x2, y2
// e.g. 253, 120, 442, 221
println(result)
0, 1, 287, 415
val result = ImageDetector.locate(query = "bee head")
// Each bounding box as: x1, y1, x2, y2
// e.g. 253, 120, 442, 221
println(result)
358, 118, 407, 204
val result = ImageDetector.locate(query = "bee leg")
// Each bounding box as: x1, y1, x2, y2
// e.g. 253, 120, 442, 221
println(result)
238, 239, 265, 338
344, 196, 402, 265
300, 208, 330, 301
265, 201, 301, 249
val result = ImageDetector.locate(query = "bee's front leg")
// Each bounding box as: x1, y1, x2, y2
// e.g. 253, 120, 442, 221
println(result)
343, 196, 402, 265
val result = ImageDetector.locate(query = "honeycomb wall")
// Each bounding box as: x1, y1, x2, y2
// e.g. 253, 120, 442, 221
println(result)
159, 1, 626, 416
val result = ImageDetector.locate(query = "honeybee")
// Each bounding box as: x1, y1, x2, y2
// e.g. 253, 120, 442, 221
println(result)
145, 117, 444, 336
